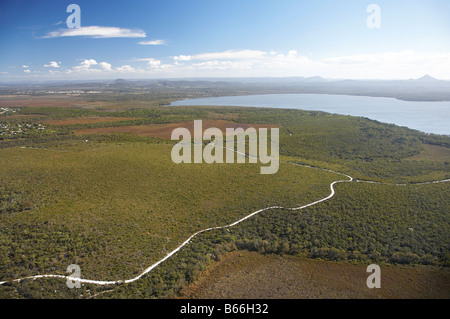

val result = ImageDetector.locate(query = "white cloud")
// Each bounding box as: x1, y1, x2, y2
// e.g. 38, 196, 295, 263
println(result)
42, 26, 146, 39
14, 50, 450, 80
173, 55, 192, 61
134, 58, 172, 69
116, 65, 135, 72
173, 49, 267, 61
133, 58, 158, 62
138, 40, 166, 45
318, 50, 450, 79
323, 50, 416, 65
79, 59, 97, 69
147, 59, 162, 68
192, 60, 253, 70
260, 50, 316, 70
44, 61, 61, 68
167, 49, 450, 79
68, 59, 100, 74
98, 62, 112, 71
63, 59, 142, 75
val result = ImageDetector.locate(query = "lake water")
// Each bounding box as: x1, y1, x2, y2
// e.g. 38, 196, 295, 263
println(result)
171, 94, 450, 135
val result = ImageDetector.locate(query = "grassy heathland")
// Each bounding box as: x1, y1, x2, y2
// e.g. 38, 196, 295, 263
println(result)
0, 98, 449, 298
0, 141, 338, 282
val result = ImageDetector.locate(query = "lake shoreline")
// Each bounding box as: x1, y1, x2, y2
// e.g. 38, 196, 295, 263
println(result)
171, 93, 450, 136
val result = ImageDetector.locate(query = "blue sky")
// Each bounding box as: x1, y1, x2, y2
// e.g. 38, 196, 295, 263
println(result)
1, 0, 449, 81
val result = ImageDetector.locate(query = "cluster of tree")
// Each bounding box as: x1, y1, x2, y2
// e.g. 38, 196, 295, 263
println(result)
226, 182, 449, 267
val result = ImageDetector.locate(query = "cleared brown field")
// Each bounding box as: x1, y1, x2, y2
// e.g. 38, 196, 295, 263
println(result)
180, 251, 450, 299
44, 117, 142, 125
407, 144, 450, 163
0, 97, 84, 108
0, 95, 172, 110
74, 120, 281, 139
0, 114, 47, 119
0, 96, 122, 110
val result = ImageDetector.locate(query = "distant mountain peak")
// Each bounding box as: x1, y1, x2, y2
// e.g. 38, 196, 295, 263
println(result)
305, 76, 325, 82
416, 74, 438, 82
112, 79, 129, 83
106, 78, 133, 88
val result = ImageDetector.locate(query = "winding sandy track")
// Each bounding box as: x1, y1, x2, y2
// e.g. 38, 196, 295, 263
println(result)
0, 159, 448, 287
355, 179, 450, 186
